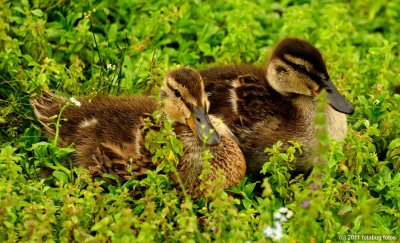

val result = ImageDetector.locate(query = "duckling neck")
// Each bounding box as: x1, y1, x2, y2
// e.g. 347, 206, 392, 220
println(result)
292, 95, 348, 140
291, 95, 317, 124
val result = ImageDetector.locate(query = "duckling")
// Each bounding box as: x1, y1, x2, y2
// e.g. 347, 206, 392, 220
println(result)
30, 67, 246, 198
201, 38, 354, 177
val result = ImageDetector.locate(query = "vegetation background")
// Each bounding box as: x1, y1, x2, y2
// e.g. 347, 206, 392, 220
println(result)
1, 0, 399, 242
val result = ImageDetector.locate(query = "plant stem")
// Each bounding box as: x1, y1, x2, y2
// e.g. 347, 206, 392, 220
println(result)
54, 103, 70, 147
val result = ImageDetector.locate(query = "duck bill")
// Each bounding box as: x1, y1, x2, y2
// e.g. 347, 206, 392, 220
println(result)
186, 106, 221, 146
323, 79, 355, 115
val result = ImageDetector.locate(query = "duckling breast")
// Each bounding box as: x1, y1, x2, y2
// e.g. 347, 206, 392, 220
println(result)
325, 105, 348, 140
175, 116, 246, 198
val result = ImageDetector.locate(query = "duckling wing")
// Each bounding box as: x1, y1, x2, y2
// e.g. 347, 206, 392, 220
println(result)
31, 94, 160, 180
201, 65, 291, 125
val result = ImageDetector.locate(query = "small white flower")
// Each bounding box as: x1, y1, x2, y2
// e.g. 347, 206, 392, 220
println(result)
271, 231, 283, 241
69, 97, 81, 107
274, 221, 282, 233
286, 210, 293, 219
365, 119, 370, 126
263, 226, 273, 237
272, 222, 283, 240
264, 208, 292, 241
107, 63, 116, 70
278, 207, 288, 214
264, 222, 283, 241
273, 211, 282, 220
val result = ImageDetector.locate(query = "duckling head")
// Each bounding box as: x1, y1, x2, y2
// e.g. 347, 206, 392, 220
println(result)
160, 67, 221, 146
267, 38, 354, 114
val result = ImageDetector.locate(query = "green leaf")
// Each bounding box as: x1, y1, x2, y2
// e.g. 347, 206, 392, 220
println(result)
31, 9, 44, 17
103, 173, 119, 182
244, 182, 257, 197
54, 147, 75, 158
352, 215, 363, 232
53, 170, 69, 184
133, 203, 145, 215
337, 205, 352, 217
242, 198, 252, 210
91, 216, 111, 231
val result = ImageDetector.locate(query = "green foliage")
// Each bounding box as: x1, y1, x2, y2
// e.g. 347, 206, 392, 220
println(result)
1, 0, 400, 241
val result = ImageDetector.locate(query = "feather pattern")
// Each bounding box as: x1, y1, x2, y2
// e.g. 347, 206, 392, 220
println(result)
31, 68, 246, 198
201, 38, 353, 177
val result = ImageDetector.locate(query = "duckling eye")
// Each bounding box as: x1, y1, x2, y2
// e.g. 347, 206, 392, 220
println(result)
174, 89, 181, 98
294, 64, 308, 73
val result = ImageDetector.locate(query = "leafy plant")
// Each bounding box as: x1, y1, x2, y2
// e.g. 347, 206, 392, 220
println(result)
1, 0, 400, 241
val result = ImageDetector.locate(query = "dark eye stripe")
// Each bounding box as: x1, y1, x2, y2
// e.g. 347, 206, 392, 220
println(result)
282, 58, 325, 85
295, 64, 308, 73
166, 83, 182, 98
166, 83, 175, 93
282, 56, 308, 73
166, 83, 193, 110
290, 62, 308, 74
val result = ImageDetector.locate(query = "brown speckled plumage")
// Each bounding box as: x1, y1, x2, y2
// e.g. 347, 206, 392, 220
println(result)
31, 68, 246, 198
174, 117, 246, 198
31, 93, 159, 180
201, 38, 354, 177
